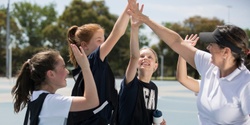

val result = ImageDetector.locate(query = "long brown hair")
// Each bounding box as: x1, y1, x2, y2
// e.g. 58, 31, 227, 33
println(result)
11, 49, 60, 113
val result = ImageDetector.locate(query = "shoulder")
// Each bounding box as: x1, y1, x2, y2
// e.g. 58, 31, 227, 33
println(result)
46, 94, 72, 103
121, 76, 138, 89
88, 46, 101, 60
195, 50, 211, 62
120, 77, 139, 94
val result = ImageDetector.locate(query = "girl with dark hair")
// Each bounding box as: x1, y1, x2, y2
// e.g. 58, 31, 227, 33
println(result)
12, 44, 99, 125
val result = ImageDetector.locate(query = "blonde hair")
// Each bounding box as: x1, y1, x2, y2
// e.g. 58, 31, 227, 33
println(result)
140, 47, 158, 63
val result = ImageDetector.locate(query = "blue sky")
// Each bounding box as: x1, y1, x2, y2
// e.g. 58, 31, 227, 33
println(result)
2, 0, 250, 45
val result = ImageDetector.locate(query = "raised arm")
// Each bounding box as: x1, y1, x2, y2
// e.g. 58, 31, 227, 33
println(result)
69, 44, 99, 111
125, 3, 144, 84
176, 35, 199, 93
127, 0, 198, 68
99, 3, 130, 61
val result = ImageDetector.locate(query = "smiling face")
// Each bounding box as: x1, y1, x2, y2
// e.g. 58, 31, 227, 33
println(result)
83, 29, 105, 55
206, 43, 226, 66
138, 48, 158, 74
48, 55, 69, 90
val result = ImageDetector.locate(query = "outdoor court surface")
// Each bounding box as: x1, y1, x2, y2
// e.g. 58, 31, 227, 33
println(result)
0, 77, 198, 125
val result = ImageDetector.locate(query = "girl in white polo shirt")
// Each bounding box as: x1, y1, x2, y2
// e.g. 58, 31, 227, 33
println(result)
127, 2, 250, 124
11, 44, 99, 125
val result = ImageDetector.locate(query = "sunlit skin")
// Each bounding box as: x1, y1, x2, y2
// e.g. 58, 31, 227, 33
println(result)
41, 55, 69, 94
81, 29, 105, 56
206, 43, 225, 66
137, 49, 158, 82
176, 34, 199, 93
206, 43, 237, 77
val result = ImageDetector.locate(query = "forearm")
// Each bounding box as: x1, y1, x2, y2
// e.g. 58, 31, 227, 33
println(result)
176, 55, 188, 81
82, 68, 99, 106
100, 4, 130, 60
142, 16, 182, 48
176, 56, 199, 93
111, 4, 130, 37
126, 26, 140, 83
130, 26, 140, 59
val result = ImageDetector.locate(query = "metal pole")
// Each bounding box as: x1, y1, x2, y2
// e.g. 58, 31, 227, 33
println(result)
159, 55, 164, 80
6, 0, 11, 78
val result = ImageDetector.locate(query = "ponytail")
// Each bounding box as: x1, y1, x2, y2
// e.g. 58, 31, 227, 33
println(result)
67, 24, 105, 67
11, 49, 60, 113
11, 60, 35, 113
67, 25, 79, 67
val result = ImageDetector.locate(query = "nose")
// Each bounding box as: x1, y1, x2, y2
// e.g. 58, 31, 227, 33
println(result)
66, 69, 70, 74
142, 57, 147, 61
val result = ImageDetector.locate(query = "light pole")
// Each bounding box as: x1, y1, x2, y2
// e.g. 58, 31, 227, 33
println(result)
159, 55, 164, 80
6, 0, 12, 79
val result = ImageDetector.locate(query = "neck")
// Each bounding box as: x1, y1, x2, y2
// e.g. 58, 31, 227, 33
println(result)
40, 82, 56, 94
220, 62, 237, 77
138, 71, 153, 83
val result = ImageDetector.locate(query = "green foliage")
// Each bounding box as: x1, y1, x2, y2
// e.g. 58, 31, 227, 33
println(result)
153, 16, 224, 78
2, 1, 248, 78
12, 2, 57, 47
0, 5, 22, 76
58, 0, 132, 76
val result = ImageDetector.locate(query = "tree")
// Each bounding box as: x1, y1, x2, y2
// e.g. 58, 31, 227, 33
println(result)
12, 2, 57, 47
0, 5, 22, 76
152, 16, 224, 78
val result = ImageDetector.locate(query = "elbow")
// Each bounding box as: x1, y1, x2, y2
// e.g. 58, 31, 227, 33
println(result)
176, 73, 181, 81
176, 78, 184, 83
176, 75, 185, 83
93, 98, 99, 108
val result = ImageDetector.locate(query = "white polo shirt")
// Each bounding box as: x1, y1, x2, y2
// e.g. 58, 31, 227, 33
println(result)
195, 50, 250, 125
31, 90, 72, 125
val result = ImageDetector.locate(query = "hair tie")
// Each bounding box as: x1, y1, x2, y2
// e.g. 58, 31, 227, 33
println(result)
245, 49, 250, 56
27, 59, 35, 72
27, 59, 31, 64
247, 50, 250, 56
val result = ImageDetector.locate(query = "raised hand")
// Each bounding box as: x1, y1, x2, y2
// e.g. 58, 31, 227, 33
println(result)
184, 34, 199, 47
130, 3, 144, 28
127, 0, 146, 21
70, 44, 89, 69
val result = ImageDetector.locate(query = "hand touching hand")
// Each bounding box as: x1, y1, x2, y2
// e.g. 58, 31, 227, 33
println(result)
130, 3, 144, 28
127, 0, 147, 22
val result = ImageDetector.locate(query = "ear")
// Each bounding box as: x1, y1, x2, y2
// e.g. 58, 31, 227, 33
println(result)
153, 63, 159, 72
80, 42, 88, 50
223, 47, 231, 58
46, 70, 55, 79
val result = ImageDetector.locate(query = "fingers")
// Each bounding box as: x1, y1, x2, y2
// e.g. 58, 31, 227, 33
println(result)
185, 35, 189, 40
70, 44, 79, 54
184, 34, 199, 47
139, 4, 144, 13
70, 44, 85, 57
186, 34, 198, 41
128, 0, 137, 11
161, 119, 166, 125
